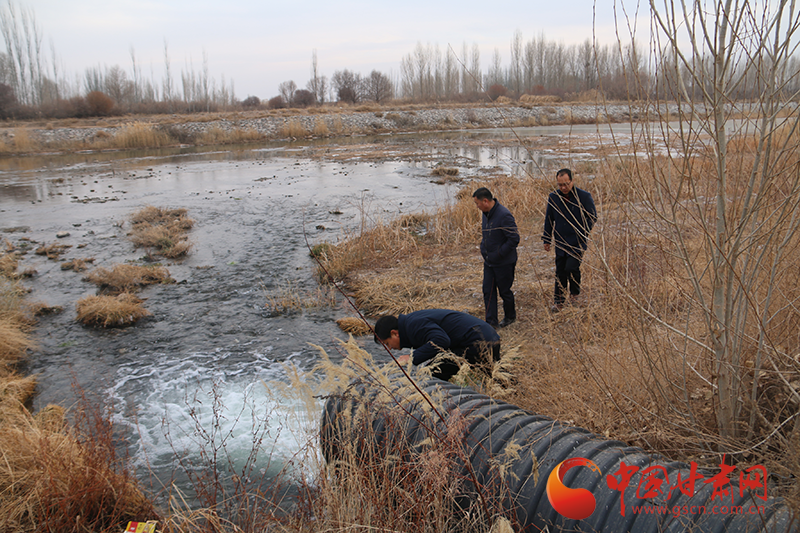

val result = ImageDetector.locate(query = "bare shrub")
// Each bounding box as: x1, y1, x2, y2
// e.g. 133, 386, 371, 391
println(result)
292, 89, 316, 108
267, 96, 285, 109
75, 293, 151, 327
487, 84, 507, 101
0, 83, 16, 119
241, 95, 260, 109
85, 91, 114, 116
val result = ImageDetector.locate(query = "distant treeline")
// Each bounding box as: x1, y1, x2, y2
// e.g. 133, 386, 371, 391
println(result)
1, 2, 799, 120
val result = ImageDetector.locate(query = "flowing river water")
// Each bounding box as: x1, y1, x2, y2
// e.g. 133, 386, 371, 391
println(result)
1, 125, 618, 510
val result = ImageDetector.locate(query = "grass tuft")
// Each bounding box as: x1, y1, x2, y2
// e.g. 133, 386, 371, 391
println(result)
335, 316, 372, 336
75, 293, 151, 327
102, 122, 174, 149
83, 264, 173, 295
34, 243, 72, 260
279, 119, 308, 138
129, 206, 194, 258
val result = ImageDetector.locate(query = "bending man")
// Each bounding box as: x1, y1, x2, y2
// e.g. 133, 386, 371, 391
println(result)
374, 309, 500, 381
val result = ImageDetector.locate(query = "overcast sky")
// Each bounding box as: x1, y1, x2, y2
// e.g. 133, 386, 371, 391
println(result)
19, 0, 647, 100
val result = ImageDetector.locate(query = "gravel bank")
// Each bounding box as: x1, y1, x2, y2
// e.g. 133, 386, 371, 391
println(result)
23, 103, 646, 147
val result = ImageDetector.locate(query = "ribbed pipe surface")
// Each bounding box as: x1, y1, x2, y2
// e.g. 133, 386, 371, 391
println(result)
320, 375, 797, 533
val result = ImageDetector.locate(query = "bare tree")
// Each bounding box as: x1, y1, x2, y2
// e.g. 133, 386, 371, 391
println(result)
0, 0, 47, 105
510, 29, 523, 94
278, 80, 297, 105
487, 48, 503, 89
105, 65, 132, 106
362, 70, 393, 103
604, 0, 800, 452
330, 69, 359, 103
163, 39, 173, 104
307, 49, 326, 104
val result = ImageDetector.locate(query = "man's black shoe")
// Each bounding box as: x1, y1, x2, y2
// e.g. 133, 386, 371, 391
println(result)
498, 317, 516, 328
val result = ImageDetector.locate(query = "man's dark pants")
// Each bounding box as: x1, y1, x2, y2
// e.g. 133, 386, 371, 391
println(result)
482, 263, 516, 327
554, 253, 582, 304
428, 341, 501, 381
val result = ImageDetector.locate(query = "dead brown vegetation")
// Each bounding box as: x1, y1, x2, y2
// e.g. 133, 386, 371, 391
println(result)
129, 205, 194, 258
0, 252, 156, 532
318, 160, 800, 510
75, 293, 151, 327
34, 242, 71, 260
0, 401, 159, 532
60, 257, 94, 272
335, 317, 372, 336
83, 264, 173, 295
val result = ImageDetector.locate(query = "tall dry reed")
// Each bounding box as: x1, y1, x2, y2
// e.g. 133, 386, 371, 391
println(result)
103, 122, 174, 149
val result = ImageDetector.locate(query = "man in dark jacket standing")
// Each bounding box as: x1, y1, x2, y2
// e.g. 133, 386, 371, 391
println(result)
473, 187, 519, 328
542, 168, 598, 312
373, 309, 500, 381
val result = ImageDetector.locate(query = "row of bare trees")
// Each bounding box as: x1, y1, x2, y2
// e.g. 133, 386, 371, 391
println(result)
0, 1, 236, 117
3, 0, 800, 120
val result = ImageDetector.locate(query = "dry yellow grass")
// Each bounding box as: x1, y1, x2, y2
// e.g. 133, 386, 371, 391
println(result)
0, 245, 157, 532
0, 407, 159, 532
519, 94, 562, 104
34, 242, 71, 260
264, 282, 337, 314
312, 117, 330, 136
196, 126, 264, 144
335, 316, 372, 336
279, 119, 308, 138
83, 263, 173, 295
321, 160, 800, 513
101, 122, 174, 149
60, 258, 94, 272
0, 280, 36, 368
129, 205, 194, 258
75, 293, 151, 327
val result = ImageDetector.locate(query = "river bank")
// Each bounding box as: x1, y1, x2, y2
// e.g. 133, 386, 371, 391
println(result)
2, 102, 644, 150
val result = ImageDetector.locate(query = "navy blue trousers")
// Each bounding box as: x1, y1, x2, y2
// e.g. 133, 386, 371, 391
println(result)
554, 253, 582, 304
482, 263, 516, 327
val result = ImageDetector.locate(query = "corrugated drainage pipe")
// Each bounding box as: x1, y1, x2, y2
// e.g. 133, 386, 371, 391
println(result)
320, 375, 797, 533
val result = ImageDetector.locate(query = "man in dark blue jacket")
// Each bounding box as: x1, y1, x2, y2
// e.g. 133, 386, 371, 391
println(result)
473, 187, 519, 328
373, 309, 500, 381
542, 168, 597, 311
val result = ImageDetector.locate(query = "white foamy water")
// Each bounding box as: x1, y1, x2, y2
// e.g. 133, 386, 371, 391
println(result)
106, 346, 323, 490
